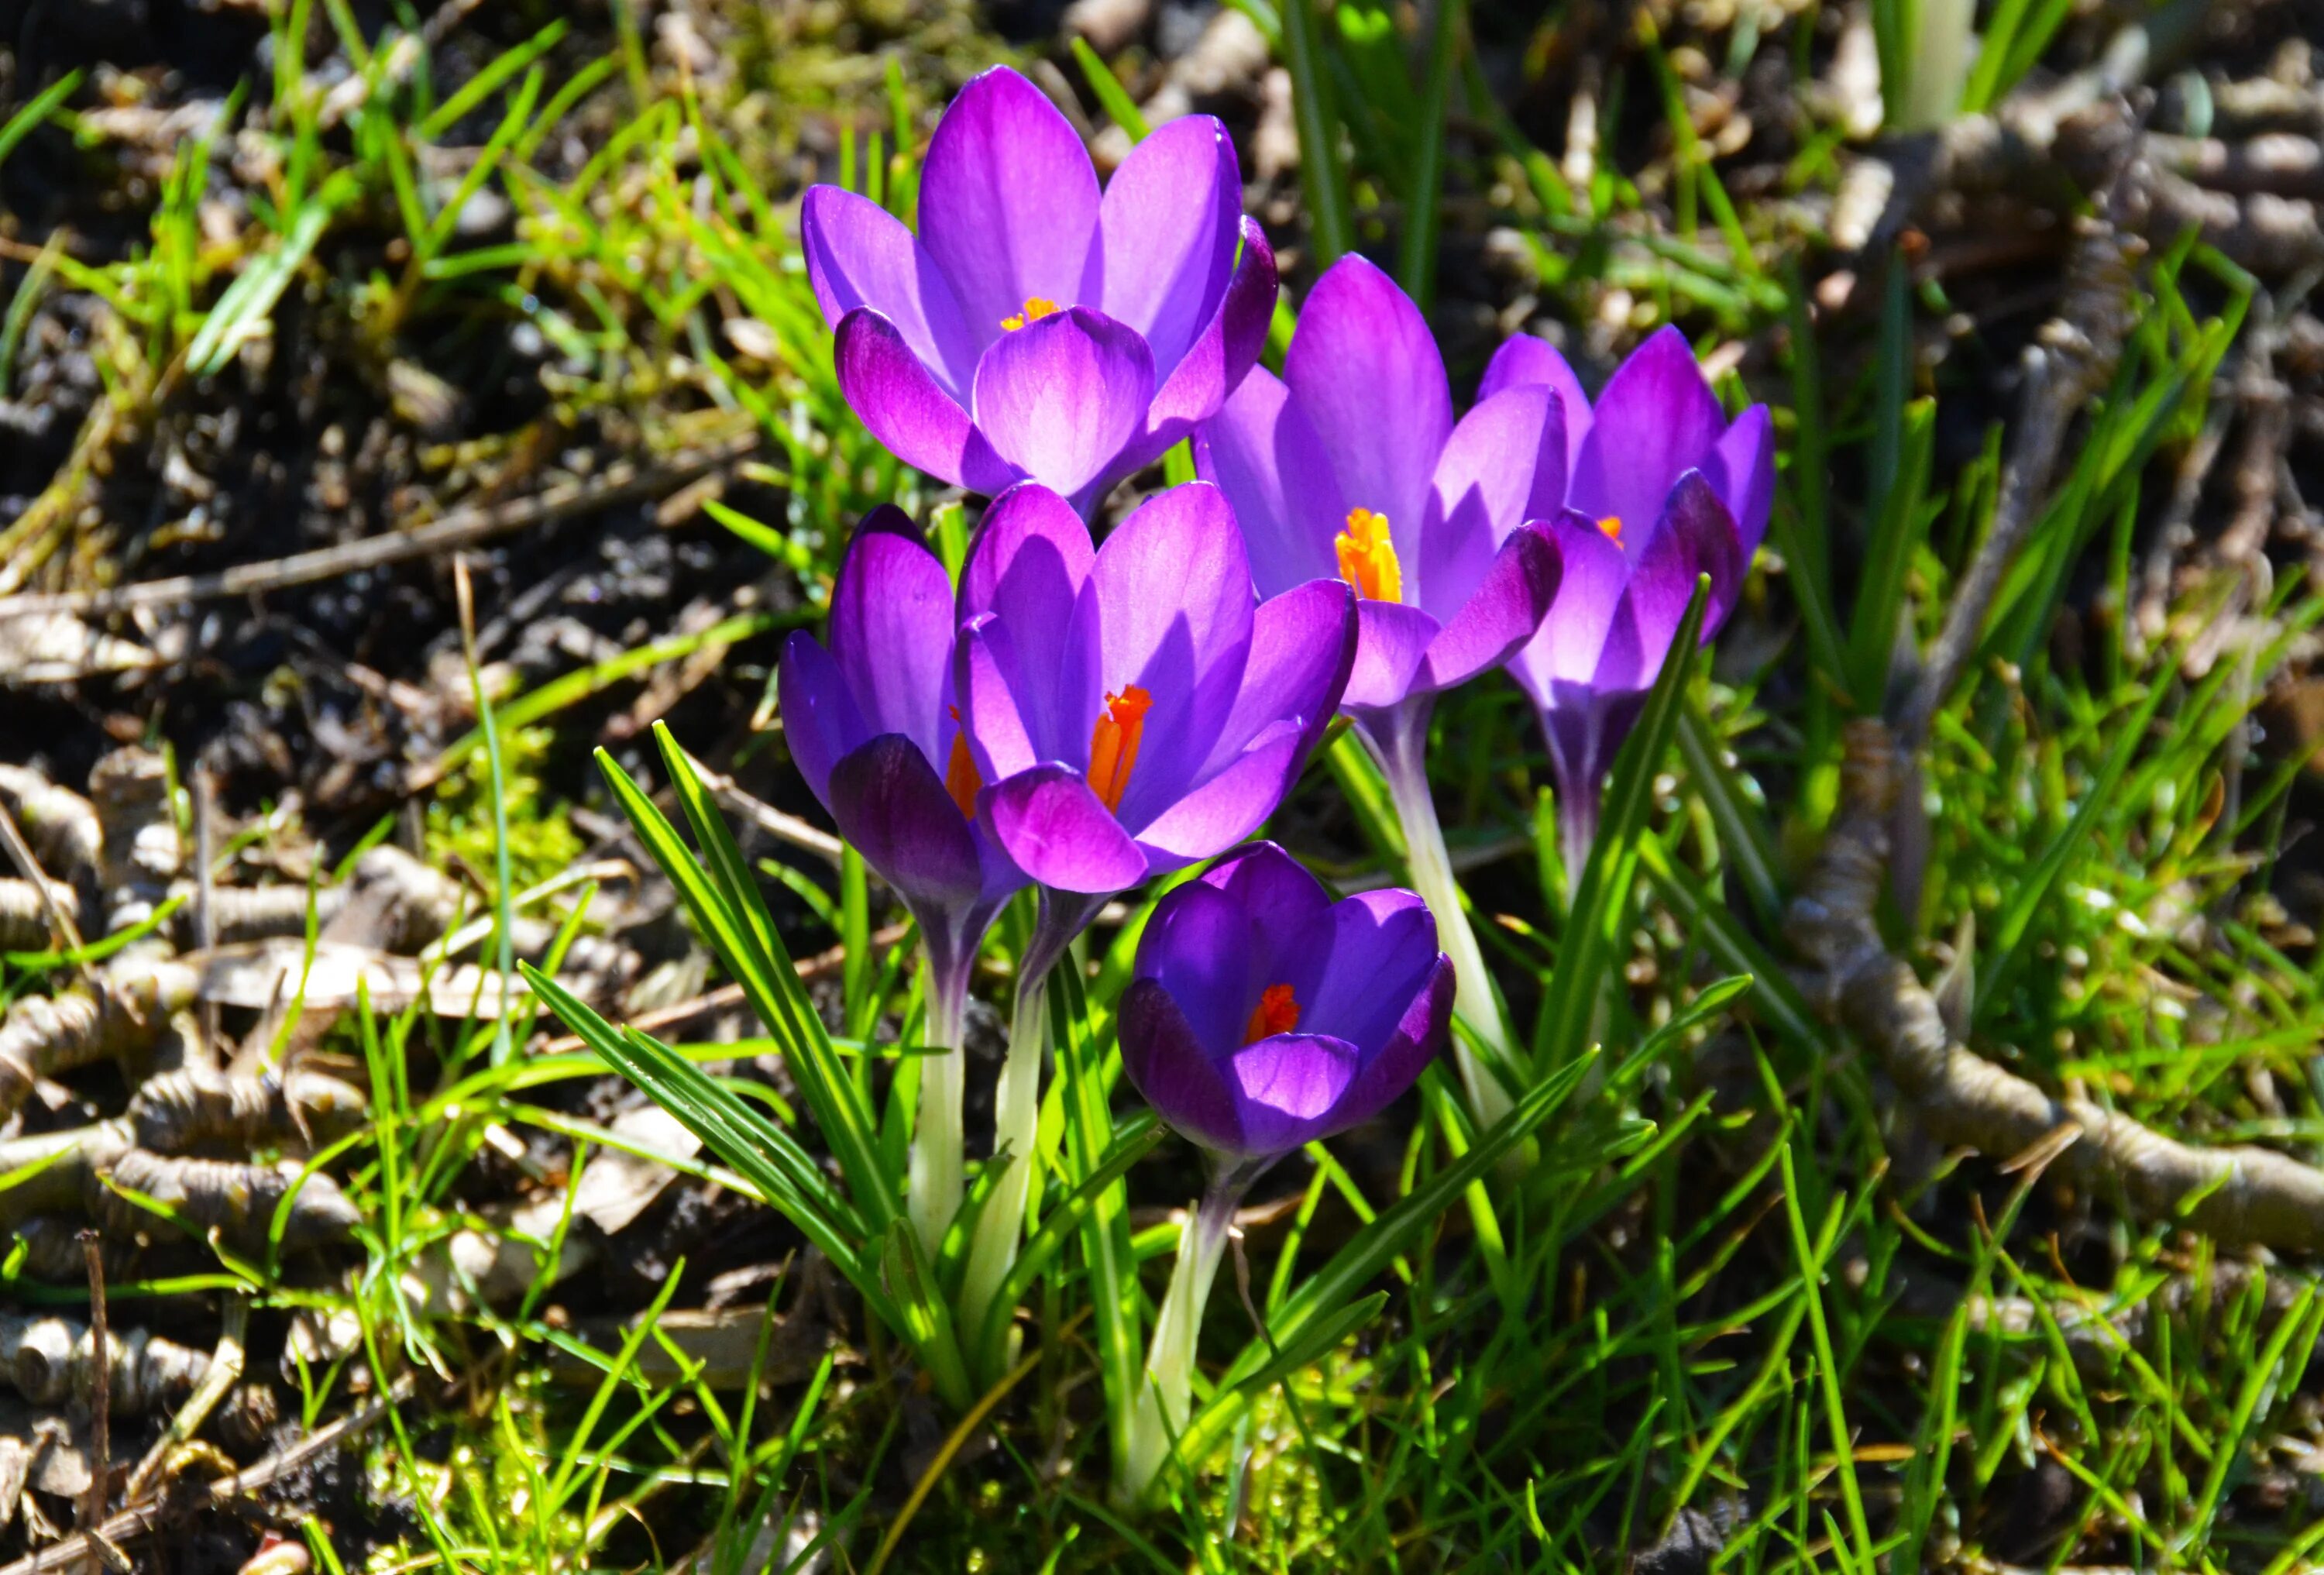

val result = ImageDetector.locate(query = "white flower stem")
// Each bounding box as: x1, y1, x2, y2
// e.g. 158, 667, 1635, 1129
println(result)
1357, 701, 1518, 1134
958, 967, 1047, 1360
906, 937, 971, 1262
1118, 1167, 1250, 1506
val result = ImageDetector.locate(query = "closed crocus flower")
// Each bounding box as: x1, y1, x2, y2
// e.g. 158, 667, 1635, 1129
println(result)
1487, 326, 1774, 881
1114, 841, 1450, 1506
801, 67, 1277, 515
1119, 842, 1452, 1162
776, 507, 1026, 1257
1193, 254, 1561, 1126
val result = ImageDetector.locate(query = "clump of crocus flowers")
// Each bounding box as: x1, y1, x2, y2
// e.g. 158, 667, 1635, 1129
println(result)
766, 63, 1770, 1504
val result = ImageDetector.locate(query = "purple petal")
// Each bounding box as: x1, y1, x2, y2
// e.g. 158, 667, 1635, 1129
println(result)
1198, 843, 1335, 982
834, 308, 1014, 493
1283, 253, 1452, 550
1416, 388, 1566, 624
971, 306, 1155, 506
776, 631, 867, 811
1606, 470, 1741, 686
954, 615, 1042, 780
1508, 514, 1633, 703
1132, 879, 1255, 1057
829, 510, 954, 761
1344, 600, 1442, 713
1202, 577, 1356, 767
1129, 218, 1280, 474
1477, 333, 1591, 478
1567, 326, 1727, 542
1085, 115, 1239, 376
827, 734, 991, 914
1709, 403, 1775, 568
1297, 889, 1442, 1049
1191, 364, 1342, 597
800, 185, 980, 400
1540, 686, 1650, 820
1088, 483, 1256, 823
1133, 723, 1305, 868
1119, 978, 1246, 1152
960, 483, 1100, 760
917, 67, 1100, 353
1217, 1033, 1363, 1155
1325, 954, 1454, 1133
978, 763, 1150, 894
1416, 520, 1563, 693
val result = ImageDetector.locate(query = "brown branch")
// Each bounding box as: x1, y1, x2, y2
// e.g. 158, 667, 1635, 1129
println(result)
1787, 720, 2324, 1253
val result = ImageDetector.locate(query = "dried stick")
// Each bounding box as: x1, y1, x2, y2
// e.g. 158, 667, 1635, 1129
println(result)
122, 1299, 245, 1501
77, 1236, 108, 1542
0, 430, 761, 620
1787, 721, 2324, 1251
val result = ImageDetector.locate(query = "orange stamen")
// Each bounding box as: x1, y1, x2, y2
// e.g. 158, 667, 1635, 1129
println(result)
1243, 983, 1302, 1044
1597, 514, 1623, 544
944, 732, 982, 821
1087, 686, 1153, 814
1000, 296, 1062, 331
1335, 508, 1402, 603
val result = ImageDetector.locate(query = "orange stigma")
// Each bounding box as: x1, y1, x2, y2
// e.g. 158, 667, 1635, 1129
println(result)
1597, 515, 1623, 544
1335, 508, 1402, 603
944, 725, 982, 821
1243, 983, 1302, 1044
1001, 296, 1061, 331
1087, 686, 1152, 814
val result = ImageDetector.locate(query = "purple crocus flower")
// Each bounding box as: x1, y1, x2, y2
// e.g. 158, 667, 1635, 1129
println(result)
1191, 254, 1561, 1118
776, 506, 1027, 1253
801, 67, 1277, 515
954, 480, 1357, 969
1486, 326, 1774, 879
1119, 842, 1452, 1163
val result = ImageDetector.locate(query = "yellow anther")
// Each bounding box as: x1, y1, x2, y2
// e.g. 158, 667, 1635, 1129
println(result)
1001, 297, 1062, 331
1334, 508, 1403, 604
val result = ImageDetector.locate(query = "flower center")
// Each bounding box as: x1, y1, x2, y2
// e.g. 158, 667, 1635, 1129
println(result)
944, 710, 982, 822
1335, 508, 1402, 604
1243, 982, 1301, 1044
1086, 686, 1152, 815
1597, 514, 1623, 544
1001, 297, 1062, 332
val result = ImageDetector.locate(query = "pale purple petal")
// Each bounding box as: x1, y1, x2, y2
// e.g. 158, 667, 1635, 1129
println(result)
799, 185, 980, 400
1509, 514, 1633, 704
954, 616, 1042, 780
1567, 326, 1727, 542
1709, 403, 1775, 566
1416, 387, 1566, 624
829, 509, 954, 761
971, 306, 1155, 507
917, 67, 1100, 352
1283, 254, 1452, 548
1417, 521, 1562, 693
1119, 979, 1246, 1152
1133, 723, 1305, 867
834, 308, 1015, 493
1343, 600, 1441, 713
979, 764, 1150, 894
1477, 333, 1591, 477
1608, 470, 1740, 682
1089, 483, 1256, 822
1191, 364, 1342, 597
1202, 577, 1356, 769
1218, 1033, 1363, 1154
960, 483, 1100, 759
776, 632, 867, 811
827, 734, 991, 913
1129, 218, 1280, 473
1084, 115, 1239, 376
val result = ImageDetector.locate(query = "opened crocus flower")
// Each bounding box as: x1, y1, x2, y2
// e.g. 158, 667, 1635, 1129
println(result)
801, 66, 1277, 515
1194, 253, 1562, 1124
1486, 326, 1773, 884
775, 507, 1026, 1259
1113, 841, 1452, 1504
947, 477, 1355, 1352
